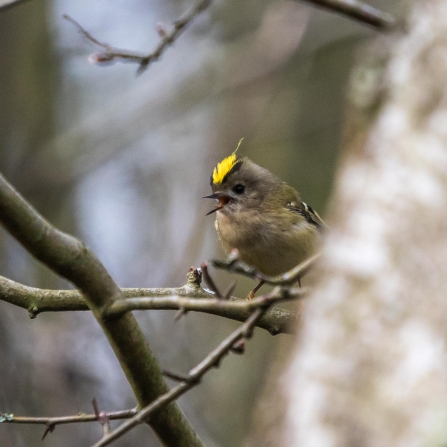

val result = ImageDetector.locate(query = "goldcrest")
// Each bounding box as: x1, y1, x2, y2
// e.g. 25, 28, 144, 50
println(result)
204, 151, 325, 277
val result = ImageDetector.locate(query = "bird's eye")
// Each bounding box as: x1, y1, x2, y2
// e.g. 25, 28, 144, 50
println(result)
233, 184, 245, 194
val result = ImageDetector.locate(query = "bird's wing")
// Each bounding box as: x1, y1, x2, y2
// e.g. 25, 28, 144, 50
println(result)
286, 200, 327, 231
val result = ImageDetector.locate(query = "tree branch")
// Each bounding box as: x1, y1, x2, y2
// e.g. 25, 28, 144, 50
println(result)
2, 309, 273, 445
63, 0, 393, 77
64, 0, 212, 75
91, 308, 267, 447
301, 0, 395, 30
0, 274, 301, 335
0, 0, 31, 11
0, 172, 203, 447
0, 408, 137, 438
106, 287, 305, 335
212, 252, 321, 286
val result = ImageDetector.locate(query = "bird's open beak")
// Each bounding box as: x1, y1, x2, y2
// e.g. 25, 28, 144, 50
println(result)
203, 193, 232, 215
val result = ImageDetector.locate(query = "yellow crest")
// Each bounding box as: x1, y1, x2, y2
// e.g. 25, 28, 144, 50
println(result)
212, 139, 243, 185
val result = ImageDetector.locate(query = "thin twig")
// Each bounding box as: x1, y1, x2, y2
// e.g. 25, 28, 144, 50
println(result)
91, 399, 112, 439
223, 281, 237, 300
0, 408, 137, 437
212, 252, 321, 286
62, 0, 394, 77
64, 0, 212, 75
91, 308, 266, 447
301, 0, 395, 30
201, 261, 223, 298
162, 370, 194, 383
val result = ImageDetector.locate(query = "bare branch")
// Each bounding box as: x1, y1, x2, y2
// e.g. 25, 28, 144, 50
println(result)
106, 287, 304, 316
106, 287, 305, 335
0, 274, 301, 335
61, 0, 394, 80
0, 172, 203, 447
212, 252, 321, 286
201, 262, 223, 298
91, 308, 267, 447
64, 0, 212, 75
0, 408, 137, 440
301, 0, 395, 30
0, 408, 137, 424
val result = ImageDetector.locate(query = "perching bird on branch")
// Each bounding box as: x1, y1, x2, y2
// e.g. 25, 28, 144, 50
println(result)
204, 144, 325, 297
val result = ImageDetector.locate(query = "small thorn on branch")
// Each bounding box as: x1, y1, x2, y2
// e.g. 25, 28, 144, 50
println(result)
230, 339, 245, 354
223, 281, 237, 300
242, 326, 255, 340
174, 307, 188, 321
155, 22, 168, 38
162, 370, 199, 384
201, 262, 223, 299
42, 423, 55, 440
88, 53, 116, 65
92, 398, 111, 437
137, 58, 152, 76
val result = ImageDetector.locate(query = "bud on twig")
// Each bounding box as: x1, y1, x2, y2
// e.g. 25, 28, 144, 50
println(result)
88, 53, 116, 65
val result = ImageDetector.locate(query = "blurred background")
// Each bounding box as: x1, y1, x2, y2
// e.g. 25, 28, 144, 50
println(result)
0, 0, 396, 445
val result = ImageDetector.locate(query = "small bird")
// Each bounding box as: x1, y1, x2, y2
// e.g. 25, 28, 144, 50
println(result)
204, 149, 325, 295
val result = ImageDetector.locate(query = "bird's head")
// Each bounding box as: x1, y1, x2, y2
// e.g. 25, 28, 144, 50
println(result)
204, 148, 282, 216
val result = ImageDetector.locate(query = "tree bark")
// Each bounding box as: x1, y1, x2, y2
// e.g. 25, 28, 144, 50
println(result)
251, 0, 447, 445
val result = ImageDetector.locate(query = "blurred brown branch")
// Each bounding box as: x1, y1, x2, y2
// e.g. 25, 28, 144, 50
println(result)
0, 0, 30, 11
64, 0, 212, 75
92, 308, 268, 447
301, 0, 395, 29
64, 0, 393, 77
0, 172, 203, 447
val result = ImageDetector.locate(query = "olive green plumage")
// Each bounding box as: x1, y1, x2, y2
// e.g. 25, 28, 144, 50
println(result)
205, 156, 324, 276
